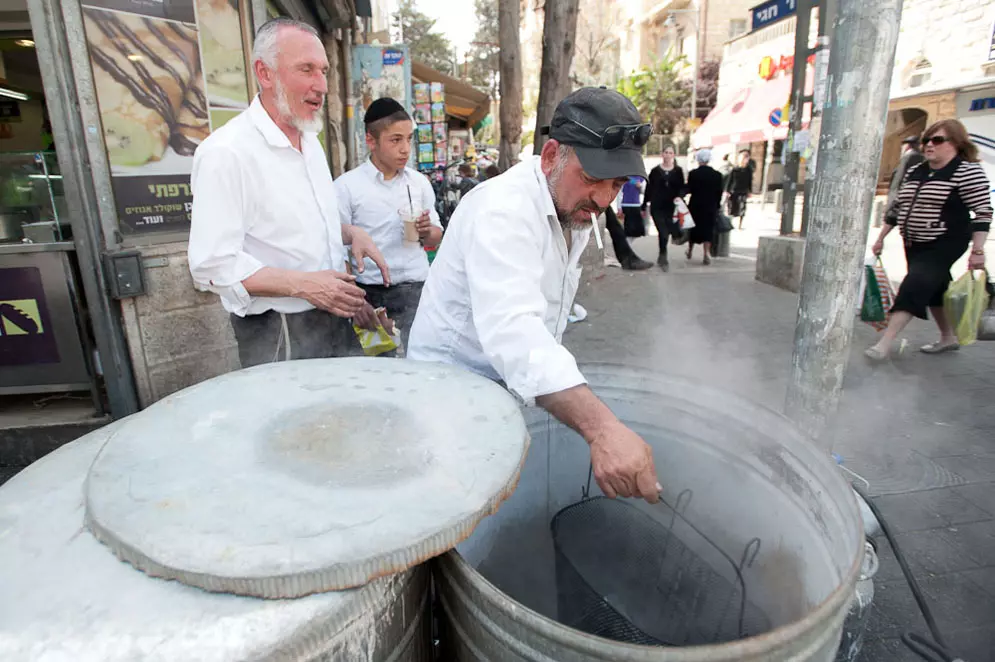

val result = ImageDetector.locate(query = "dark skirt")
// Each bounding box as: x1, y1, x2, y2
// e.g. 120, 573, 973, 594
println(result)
728, 193, 748, 218
688, 205, 717, 244
892, 235, 969, 320
622, 206, 645, 237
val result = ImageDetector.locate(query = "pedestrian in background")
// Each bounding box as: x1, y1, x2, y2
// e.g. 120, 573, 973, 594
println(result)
725, 150, 753, 230
619, 176, 645, 238
887, 135, 924, 207
641, 142, 686, 271
685, 149, 724, 266
866, 119, 991, 360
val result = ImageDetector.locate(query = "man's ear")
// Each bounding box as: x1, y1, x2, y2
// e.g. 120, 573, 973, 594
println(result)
254, 60, 273, 91
539, 138, 560, 176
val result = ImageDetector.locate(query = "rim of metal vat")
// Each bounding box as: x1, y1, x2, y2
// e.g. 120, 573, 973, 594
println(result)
438, 363, 865, 661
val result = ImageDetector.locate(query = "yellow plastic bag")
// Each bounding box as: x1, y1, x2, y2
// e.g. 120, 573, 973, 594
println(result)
943, 271, 990, 346
353, 307, 400, 356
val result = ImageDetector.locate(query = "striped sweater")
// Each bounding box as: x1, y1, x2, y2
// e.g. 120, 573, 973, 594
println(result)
886, 157, 992, 243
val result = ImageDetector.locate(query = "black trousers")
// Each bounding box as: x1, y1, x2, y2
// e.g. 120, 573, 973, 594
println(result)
650, 207, 676, 259
229, 309, 362, 369
360, 281, 424, 351
604, 206, 637, 263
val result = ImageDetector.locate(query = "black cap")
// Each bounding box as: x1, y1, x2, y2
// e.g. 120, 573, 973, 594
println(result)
364, 97, 407, 125
901, 135, 919, 146
544, 87, 647, 180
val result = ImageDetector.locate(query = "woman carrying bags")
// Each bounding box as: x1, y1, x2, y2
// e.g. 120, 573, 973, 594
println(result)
865, 119, 991, 361
641, 143, 686, 271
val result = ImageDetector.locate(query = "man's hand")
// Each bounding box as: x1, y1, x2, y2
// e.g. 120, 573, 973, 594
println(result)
353, 302, 379, 330
415, 210, 433, 238
588, 420, 661, 503
291, 270, 367, 318
347, 226, 391, 286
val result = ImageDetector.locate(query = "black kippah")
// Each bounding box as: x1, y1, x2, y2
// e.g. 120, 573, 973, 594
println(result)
364, 97, 406, 125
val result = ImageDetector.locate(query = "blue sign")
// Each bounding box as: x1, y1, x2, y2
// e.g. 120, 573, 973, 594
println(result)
969, 97, 995, 112
769, 108, 783, 127
382, 49, 404, 66
751, 0, 797, 31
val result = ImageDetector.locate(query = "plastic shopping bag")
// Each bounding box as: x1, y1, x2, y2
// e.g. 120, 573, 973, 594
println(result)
860, 258, 894, 330
673, 198, 695, 230
943, 271, 990, 346
353, 307, 401, 356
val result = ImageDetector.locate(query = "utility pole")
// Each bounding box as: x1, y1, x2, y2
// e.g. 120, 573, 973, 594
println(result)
779, 0, 812, 235
785, 0, 904, 445
800, 0, 838, 235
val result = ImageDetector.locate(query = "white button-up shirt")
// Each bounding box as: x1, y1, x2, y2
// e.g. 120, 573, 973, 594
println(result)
188, 97, 345, 317
334, 160, 441, 286
408, 157, 589, 404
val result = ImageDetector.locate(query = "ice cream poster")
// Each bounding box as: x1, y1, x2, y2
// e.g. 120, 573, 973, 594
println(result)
81, 0, 251, 234
351, 45, 412, 164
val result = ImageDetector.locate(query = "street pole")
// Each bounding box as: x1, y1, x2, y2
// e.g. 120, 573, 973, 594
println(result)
800, 0, 839, 236
779, 0, 812, 235
785, 0, 904, 445
690, 6, 699, 127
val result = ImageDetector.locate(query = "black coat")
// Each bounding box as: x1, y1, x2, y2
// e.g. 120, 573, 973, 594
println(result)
687, 165, 724, 244
642, 165, 687, 220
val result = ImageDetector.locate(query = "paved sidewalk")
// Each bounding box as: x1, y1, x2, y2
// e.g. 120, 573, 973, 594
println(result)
568, 205, 995, 661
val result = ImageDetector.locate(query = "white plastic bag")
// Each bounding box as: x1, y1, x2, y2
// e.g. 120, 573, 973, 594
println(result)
673, 198, 695, 230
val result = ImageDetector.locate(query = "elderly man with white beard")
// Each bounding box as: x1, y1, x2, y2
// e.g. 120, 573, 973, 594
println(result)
189, 18, 389, 367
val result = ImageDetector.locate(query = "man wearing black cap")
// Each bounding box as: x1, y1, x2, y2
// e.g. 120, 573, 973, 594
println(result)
335, 97, 443, 351
887, 135, 924, 206
409, 87, 662, 504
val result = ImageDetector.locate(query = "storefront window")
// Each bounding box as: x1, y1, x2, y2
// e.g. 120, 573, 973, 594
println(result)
0, 152, 65, 244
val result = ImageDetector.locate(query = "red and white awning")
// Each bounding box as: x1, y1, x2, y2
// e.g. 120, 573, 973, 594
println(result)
693, 73, 811, 148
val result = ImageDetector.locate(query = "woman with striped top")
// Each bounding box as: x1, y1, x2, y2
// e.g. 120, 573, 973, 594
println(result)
865, 119, 991, 360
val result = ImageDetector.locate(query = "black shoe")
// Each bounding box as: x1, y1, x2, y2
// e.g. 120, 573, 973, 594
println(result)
657, 255, 669, 272
620, 255, 653, 271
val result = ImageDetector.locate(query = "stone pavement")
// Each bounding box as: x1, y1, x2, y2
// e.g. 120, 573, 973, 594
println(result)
567, 203, 995, 661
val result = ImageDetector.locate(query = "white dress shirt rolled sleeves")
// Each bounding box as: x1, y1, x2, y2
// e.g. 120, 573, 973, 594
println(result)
408, 157, 588, 404
334, 161, 441, 286
188, 97, 346, 317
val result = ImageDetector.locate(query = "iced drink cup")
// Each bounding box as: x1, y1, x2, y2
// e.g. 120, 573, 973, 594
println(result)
400, 209, 421, 243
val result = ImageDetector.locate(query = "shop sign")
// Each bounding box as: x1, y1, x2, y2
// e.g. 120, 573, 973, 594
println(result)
0, 267, 60, 367
969, 97, 995, 112
758, 53, 815, 80
80, 0, 251, 235
751, 0, 797, 32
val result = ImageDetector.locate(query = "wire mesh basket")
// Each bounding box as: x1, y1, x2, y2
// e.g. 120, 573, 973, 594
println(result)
550, 486, 769, 647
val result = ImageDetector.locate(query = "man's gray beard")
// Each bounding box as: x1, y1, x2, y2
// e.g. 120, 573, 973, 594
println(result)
275, 78, 324, 134
547, 163, 593, 231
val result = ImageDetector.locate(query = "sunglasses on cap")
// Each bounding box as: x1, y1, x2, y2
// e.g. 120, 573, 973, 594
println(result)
922, 135, 948, 146
551, 119, 653, 150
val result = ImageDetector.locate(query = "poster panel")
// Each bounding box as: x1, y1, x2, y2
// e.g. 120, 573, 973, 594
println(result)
81, 0, 250, 235
0, 267, 59, 367
351, 45, 412, 163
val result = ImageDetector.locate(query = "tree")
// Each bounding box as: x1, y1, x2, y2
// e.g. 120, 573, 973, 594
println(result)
616, 55, 691, 135
571, 0, 622, 87
465, 0, 500, 94
498, 0, 522, 170
685, 58, 720, 122
532, 0, 580, 153
393, 0, 454, 75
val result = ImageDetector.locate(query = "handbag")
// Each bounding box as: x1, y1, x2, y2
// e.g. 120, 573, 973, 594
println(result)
860, 258, 894, 330
975, 270, 995, 341
716, 213, 734, 233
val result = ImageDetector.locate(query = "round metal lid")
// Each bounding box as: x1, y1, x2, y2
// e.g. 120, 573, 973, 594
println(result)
84, 358, 529, 598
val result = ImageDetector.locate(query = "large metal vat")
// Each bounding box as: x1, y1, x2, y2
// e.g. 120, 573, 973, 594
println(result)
0, 423, 430, 662
436, 364, 864, 661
